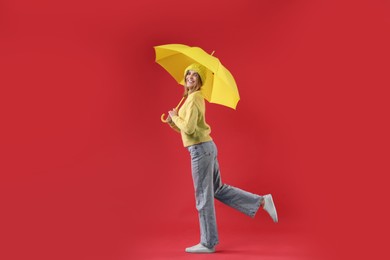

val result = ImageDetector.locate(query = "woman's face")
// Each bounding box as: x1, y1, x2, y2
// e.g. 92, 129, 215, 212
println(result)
185, 70, 201, 90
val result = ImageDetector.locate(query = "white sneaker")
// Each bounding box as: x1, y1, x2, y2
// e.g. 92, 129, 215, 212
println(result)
185, 243, 215, 253
263, 194, 278, 223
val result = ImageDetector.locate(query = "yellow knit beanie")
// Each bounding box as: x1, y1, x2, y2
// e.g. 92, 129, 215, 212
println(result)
184, 63, 207, 85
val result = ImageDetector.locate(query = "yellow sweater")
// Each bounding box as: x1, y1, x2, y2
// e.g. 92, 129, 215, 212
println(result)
170, 91, 213, 147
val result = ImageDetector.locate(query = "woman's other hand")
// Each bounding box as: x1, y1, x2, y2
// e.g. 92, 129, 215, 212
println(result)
168, 108, 178, 118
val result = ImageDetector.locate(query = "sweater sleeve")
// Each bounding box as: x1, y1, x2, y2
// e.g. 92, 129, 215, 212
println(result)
168, 121, 181, 133
171, 101, 198, 135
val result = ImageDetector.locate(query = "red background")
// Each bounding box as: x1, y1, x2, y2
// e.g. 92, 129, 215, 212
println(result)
1, 1, 389, 259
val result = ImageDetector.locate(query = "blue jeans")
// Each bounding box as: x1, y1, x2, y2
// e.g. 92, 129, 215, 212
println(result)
187, 141, 263, 248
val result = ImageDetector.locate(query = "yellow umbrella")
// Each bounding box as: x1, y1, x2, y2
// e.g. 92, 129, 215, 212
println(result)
154, 44, 240, 122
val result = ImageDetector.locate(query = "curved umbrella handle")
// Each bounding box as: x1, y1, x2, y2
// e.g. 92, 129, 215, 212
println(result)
161, 113, 169, 123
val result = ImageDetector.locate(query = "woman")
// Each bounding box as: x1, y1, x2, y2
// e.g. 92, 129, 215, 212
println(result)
167, 63, 278, 254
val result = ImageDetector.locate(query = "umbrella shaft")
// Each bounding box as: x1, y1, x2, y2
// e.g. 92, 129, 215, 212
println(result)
175, 96, 186, 110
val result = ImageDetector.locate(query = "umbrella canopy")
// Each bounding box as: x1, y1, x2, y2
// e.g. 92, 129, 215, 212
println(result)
154, 44, 240, 110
